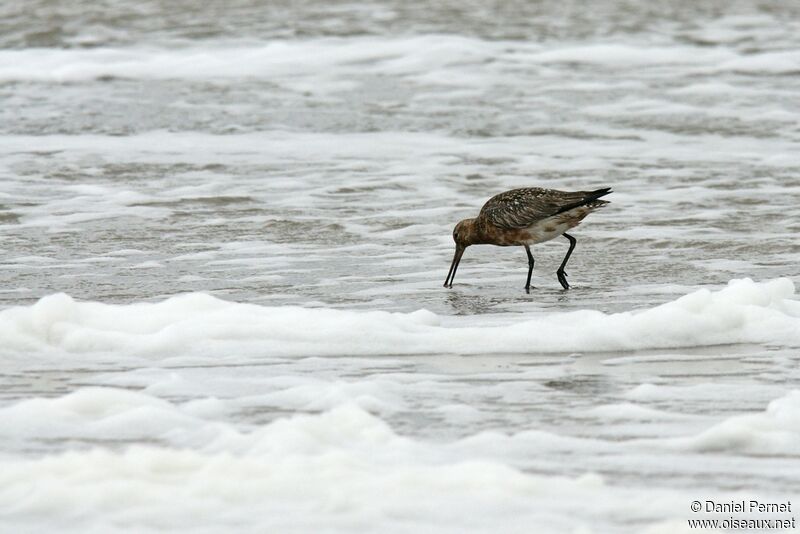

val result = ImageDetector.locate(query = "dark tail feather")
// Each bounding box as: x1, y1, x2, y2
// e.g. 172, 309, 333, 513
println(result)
588, 187, 612, 201
555, 187, 612, 215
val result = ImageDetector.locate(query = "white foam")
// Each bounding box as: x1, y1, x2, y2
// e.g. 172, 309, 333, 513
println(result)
0, 36, 786, 87
529, 43, 734, 67
0, 36, 509, 84
583, 403, 697, 421
1, 384, 796, 532
624, 382, 784, 403
0, 399, 680, 534
0, 387, 227, 448
0, 278, 798, 356
717, 50, 800, 74
664, 390, 800, 455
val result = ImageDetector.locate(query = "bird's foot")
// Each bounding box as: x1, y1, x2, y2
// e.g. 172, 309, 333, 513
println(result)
556, 270, 570, 290
525, 285, 531, 294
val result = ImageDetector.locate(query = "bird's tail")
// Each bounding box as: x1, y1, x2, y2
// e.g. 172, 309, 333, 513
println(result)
586, 187, 612, 202
555, 187, 613, 215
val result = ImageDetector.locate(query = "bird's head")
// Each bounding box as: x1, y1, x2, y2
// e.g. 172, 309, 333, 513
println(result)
452, 218, 477, 247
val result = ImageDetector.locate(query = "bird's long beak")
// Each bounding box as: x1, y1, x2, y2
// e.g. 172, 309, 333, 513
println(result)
443, 245, 465, 288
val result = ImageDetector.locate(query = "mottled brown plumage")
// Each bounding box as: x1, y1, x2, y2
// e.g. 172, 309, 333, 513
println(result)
444, 187, 611, 292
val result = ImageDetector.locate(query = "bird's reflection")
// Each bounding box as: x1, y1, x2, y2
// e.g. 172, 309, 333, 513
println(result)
444, 290, 502, 315
443, 283, 578, 315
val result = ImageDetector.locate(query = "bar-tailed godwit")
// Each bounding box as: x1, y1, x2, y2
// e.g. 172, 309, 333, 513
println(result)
444, 187, 611, 292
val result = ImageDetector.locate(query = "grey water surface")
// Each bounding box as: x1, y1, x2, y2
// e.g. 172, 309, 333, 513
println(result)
1, 1, 799, 532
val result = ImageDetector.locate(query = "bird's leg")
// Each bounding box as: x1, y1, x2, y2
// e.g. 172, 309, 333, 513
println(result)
524, 245, 535, 293
556, 233, 577, 290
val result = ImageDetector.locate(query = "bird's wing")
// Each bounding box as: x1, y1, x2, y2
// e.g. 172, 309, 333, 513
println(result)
479, 188, 592, 229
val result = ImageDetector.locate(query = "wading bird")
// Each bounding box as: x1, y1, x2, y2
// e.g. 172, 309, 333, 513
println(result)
444, 187, 611, 292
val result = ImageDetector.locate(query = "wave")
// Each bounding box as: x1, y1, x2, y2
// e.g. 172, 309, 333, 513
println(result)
0, 395, 632, 534
4, 384, 798, 457
1, 385, 797, 533
1, 36, 794, 84
0, 36, 505, 83
1, 278, 798, 356
660, 390, 800, 456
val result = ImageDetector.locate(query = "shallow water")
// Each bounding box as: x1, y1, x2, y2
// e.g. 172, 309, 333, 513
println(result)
1, 1, 800, 532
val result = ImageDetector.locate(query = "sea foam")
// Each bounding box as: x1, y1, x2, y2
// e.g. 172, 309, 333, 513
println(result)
665, 390, 800, 456
0, 278, 797, 356
0, 398, 676, 534
0, 37, 741, 84
3, 386, 794, 533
